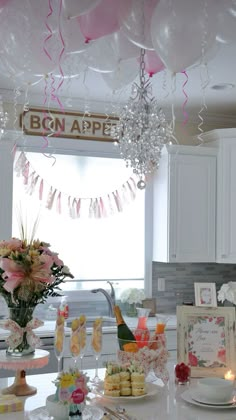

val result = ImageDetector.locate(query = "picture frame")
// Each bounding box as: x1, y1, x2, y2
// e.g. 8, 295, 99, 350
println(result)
177, 305, 236, 377
194, 282, 217, 307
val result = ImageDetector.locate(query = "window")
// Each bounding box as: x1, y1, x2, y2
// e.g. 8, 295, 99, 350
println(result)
12, 150, 145, 293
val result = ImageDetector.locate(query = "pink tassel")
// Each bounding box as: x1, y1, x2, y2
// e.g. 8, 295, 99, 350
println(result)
57, 192, 62, 214
127, 179, 136, 201
113, 191, 123, 213
71, 199, 77, 219
130, 177, 137, 191
97, 199, 102, 218
89, 199, 94, 218
46, 188, 57, 210
68, 196, 72, 217
99, 197, 107, 218
39, 179, 44, 200
14, 152, 27, 176
76, 199, 81, 217
28, 172, 39, 195
23, 161, 30, 185
107, 194, 114, 216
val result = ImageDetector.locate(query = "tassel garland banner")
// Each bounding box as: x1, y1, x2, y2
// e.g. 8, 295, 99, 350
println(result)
14, 152, 138, 219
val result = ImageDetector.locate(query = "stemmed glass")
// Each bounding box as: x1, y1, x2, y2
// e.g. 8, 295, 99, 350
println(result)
70, 319, 80, 368
54, 315, 65, 376
70, 316, 87, 370
91, 318, 103, 384
78, 322, 87, 371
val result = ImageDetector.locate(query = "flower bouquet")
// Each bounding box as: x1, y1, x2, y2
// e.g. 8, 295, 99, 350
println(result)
217, 282, 236, 306
0, 238, 73, 356
120, 288, 145, 317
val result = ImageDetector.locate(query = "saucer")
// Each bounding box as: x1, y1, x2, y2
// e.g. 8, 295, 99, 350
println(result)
189, 389, 235, 405
181, 390, 236, 410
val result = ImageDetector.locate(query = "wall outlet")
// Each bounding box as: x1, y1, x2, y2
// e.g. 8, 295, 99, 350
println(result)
157, 277, 165, 292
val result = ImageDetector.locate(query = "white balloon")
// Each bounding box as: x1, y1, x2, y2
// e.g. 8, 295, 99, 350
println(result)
53, 51, 88, 78
0, 0, 57, 77
62, 0, 101, 18
120, 0, 159, 50
107, 30, 140, 61
102, 58, 138, 90
86, 37, 118, 73
151, 0, 217, 73
216, 2, 236, 44
61, 15, 87, 54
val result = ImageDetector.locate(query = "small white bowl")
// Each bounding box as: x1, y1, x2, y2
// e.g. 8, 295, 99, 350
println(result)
197, 377, 234, 402
46, 395, 69, 420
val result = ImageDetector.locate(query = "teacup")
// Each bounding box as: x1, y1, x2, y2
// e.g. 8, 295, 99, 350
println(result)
197, 377, 234, 402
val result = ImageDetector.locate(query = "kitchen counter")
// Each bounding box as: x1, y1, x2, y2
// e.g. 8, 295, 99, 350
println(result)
0, 363, 235, 419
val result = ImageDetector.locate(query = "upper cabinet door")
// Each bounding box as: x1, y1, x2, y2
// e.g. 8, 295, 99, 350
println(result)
169, 153, 216, 262
153, 146, 216, 263
217, 139, 236, 263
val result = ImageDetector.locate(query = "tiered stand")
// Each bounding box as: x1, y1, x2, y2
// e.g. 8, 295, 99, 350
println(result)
0, 349, 49, 396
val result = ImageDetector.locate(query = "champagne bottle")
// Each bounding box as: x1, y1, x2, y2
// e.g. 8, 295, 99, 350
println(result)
113, 305, 138, 353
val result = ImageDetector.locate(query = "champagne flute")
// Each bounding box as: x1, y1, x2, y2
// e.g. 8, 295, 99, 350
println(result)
91, 318, 103, 384
54, 315, 65, 376
70, 322, 80, 368
78, 322, 87, 371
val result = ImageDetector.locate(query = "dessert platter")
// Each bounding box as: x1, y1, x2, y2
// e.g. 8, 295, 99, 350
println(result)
94, 381, 162, 401
94, 360, 162, 401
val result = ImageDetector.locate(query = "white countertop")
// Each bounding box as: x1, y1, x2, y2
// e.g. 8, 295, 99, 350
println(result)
0, 363, 235, 420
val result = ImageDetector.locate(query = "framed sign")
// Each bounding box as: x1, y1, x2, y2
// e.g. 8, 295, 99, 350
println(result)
194, 282, 217, 307
177, 305, 236, 377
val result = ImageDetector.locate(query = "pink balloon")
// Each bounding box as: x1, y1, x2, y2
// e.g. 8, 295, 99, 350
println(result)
78, 0, 130, 43
0, 0, 8, 7
144, 50, 165, 77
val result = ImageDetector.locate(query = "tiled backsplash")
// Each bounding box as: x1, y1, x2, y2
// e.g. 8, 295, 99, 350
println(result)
152, 262, 236, 313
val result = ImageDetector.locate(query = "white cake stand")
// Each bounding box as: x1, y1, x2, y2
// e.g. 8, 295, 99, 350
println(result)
0, 349, 49, 396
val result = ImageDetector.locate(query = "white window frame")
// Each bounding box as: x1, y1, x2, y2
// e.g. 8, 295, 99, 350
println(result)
0, 134, 153, 298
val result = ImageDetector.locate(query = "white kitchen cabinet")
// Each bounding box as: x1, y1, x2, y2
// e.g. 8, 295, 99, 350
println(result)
153, 145, 217, 262
201, 129, 236, 263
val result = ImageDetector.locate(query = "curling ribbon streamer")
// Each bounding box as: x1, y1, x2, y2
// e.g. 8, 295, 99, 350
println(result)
42, 0, 53, 148
181, 71, 189, 125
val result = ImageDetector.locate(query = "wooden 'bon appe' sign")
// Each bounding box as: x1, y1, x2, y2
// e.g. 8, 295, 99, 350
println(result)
19, 108, 118, 142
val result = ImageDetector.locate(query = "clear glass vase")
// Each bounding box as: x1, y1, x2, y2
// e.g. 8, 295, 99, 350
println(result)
125, 302, 137, 317
6, 305, 36, 356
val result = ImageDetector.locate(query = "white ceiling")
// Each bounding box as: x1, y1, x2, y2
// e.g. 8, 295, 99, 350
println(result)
0, 1, 236, 122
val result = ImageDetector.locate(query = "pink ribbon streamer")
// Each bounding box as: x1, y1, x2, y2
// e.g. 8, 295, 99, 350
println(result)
0, 318, 44, 350
181, 70, 189, 125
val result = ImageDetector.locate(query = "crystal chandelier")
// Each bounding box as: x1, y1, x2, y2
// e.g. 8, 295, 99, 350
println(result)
112, 49, 172, 189
0, 96, 8, 139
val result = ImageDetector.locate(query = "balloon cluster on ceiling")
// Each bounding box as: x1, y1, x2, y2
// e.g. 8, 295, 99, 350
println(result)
0, 0, 235, 93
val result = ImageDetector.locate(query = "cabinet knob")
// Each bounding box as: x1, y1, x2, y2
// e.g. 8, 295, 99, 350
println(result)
171, 254, 176, 258
221, 254, 227, 258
